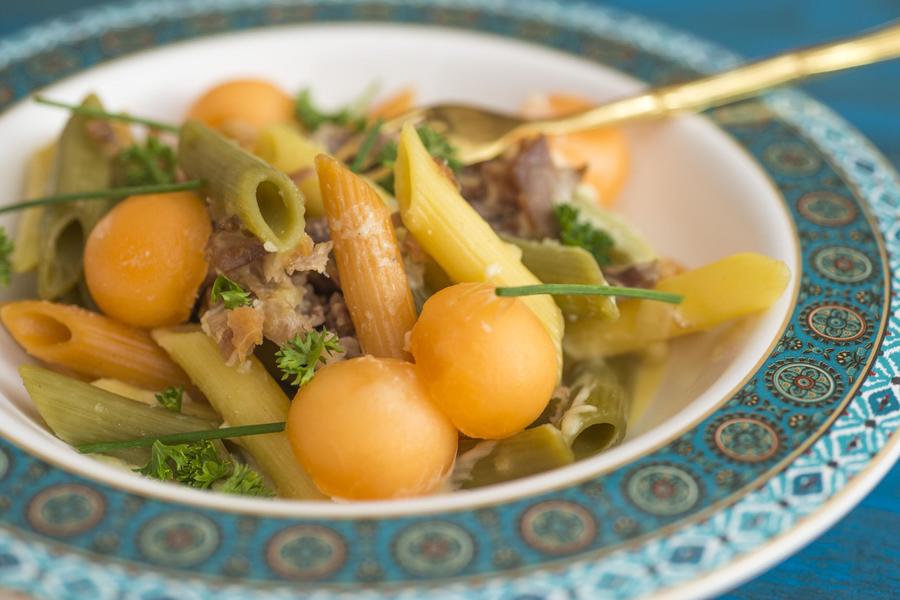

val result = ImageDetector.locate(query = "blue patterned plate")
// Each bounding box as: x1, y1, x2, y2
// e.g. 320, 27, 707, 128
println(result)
0, 1, 897, 598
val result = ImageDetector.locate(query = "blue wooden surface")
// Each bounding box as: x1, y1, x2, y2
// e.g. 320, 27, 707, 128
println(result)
1, 1, 898, 598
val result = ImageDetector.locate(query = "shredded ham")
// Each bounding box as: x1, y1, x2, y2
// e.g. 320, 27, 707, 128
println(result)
202, 219, 351, 361
200, 304, 263, 369
459, 136, 581, 239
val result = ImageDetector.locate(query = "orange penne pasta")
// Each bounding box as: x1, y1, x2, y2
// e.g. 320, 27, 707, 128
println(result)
1, 300, 191, 390
369, 87, 416, 120
316, 155, 417, 359
521, 93, 629, 207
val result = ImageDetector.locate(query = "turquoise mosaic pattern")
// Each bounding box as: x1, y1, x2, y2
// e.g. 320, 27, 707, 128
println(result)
0, 1, 897, 598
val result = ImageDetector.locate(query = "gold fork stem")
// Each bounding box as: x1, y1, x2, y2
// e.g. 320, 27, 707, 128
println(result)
518, 20, 900, 138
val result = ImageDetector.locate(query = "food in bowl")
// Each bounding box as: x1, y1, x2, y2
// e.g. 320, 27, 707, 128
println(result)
0, 80, 789, 500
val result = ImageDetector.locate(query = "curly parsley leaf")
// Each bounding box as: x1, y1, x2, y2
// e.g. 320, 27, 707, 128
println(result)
376, 125, 461, 194
0, 227, 14, 287
115, 136, 177, 186
210, 274, 252, 309
554, 203, 614, 267
275, 329, 344, 387
137, 440, 230, 489
294, 89, 366, 133
137, 440, 273, 495
154, 386, 183, 412
220, 462, 274, 497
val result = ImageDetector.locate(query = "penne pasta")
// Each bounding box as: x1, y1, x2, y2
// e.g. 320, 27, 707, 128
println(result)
38, 95, 118, 300
152, 327, 324, 500
452, 424, 573, 489
12, 142, 56, 273
568, 191, 656, 266
316, 155, 417, 359
1, 300, 191, 390
564, 252, 791, 358
559, 359, 627, 459
21, 365, 216, 464
502, 234, 619, 321
178, 120, 308, 251
254, 123, 327, 217
394, 123, 564, 371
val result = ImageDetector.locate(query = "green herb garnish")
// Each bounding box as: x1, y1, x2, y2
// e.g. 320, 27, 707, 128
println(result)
155, 386, 184, 412
115, 136, 177, 186
137, 440, 230, 489
220, 463, 274, 497
350, 119, 384, 173
136, 440, 273, 496
554, 203, 614, 267
0, 227, 14, 287
76, 422, 286, 454
0, 180, 205, 216
210, 274, 251, 309
294, 88, 366, 132
275, 329, 344, 387
495, 283, 683, 304
34, 95, 180, 133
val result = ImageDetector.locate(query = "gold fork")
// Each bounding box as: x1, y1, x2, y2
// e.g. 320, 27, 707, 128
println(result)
386, 21, 900, 165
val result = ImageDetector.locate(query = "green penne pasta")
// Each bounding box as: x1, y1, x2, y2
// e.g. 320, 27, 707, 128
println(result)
560, 359, 627, 459
152, 327, 324, 500
503, 234, 619, 321
570, 191, 656, 266
452, 424, 574, 489
178, 120, 307, 251
12, 143, 56, 273
20, 365, 218, 464
37, 94, 116, 299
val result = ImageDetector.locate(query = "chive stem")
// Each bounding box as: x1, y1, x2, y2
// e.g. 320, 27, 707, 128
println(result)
350, 118, 384, 173
34, 95, 181, 133
0, 180, 205, 215
76, 422, 286, 454
496, 284, 683, 304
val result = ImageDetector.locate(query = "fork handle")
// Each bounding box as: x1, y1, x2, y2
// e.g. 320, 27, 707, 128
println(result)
523, 20, 900, 137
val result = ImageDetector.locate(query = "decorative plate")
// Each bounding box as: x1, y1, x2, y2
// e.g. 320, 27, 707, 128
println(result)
0, 1, 897, 598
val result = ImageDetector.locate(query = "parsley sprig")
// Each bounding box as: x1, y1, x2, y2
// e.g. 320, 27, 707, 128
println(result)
0, 227, 14, 288
554, 203, 614, 267
115, 136, 177, 186
220, 463, 273, 496
275, 329, 344, 387
294, 89, 366, 132
137, 440, 273, 496
210, 274, 252, 309
155, 386, 183, 412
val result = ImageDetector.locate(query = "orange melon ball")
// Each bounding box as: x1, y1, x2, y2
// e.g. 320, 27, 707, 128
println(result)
410, 282, 558, 439
84, 192, 211, 328
187, 79, 294, 130
287, 357, 458, 500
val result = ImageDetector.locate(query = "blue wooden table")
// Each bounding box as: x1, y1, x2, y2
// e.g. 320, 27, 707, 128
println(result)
1, 1, 898, 597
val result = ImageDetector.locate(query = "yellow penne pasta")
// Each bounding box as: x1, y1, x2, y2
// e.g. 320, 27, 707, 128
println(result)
254, 123, 326, 217
394, 123, 564, 370
316, 155, 417, 359
0, 301, 191, 390
564, 252, 791, 358
152, 327, 324, 500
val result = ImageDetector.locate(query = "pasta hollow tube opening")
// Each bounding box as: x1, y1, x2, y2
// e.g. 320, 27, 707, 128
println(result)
178, 120, 307, 251
394, 123, 564, 372
1, 300, 191, 390
316, 154, 417, 359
